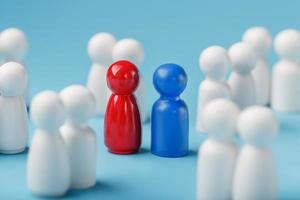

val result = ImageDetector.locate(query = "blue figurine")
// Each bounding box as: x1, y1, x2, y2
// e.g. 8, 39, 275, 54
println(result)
151, 63, 189, 157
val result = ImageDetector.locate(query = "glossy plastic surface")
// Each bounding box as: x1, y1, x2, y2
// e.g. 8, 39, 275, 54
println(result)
104, 60, 141, 154
151, 63, 189, 157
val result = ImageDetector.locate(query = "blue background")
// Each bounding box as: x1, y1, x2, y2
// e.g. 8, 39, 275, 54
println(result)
1, 0, 300, 199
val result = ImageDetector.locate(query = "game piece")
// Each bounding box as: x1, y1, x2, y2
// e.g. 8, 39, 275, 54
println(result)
112, 38, 149, 123
233, 106, 278, 200
272, 29, 300, 112
105, 60, 141, 154
0, 62, 28, 154
0, 28, 30, 105
151, 63, 189, 157
87, 32, 117, 116
196, 46, 231, 133
243, 27, 272, 106
197, 99, 240, 200
228, 42, 257, 109
60, 85, 97, 189
27, 91, 70, 197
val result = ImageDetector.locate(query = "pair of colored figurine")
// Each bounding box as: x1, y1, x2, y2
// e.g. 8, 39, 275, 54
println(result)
105, 60, 189, 157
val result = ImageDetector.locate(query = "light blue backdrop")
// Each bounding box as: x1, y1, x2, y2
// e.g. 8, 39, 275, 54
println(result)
0, 0, 300, 199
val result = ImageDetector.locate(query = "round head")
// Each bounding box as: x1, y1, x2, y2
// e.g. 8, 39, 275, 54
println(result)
107, 60, 139, 95
228, 42, 257, 74
199, 45, 230, 80
112, 38, 144, 66
87, 32, 117, 65
60, 85, 96, 124
31, 91, 66, 131
0, 62, 27, 96
0, 28, 28, 62
202, 99, 240, 140
242, 26, 272, 58
238, 106, 278, 147
274, 29, 300, 62
153, 63, 187, 97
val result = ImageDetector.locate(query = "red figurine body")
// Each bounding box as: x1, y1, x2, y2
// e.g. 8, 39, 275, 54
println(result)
104, 60, 141, 154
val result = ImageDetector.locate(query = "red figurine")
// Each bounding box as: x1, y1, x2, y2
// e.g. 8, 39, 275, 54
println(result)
104, 60, 141, 154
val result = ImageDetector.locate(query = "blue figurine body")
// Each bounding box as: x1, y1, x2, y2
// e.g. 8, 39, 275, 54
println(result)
151, 63, 189, 157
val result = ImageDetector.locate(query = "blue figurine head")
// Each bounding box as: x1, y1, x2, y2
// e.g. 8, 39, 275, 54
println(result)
153, 63, 187, 97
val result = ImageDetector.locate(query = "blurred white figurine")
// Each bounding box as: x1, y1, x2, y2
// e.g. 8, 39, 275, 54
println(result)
0, 28, 30, 105
228, 42, 257, 109
112, 38, 149, 123
272, 29, 300, 112
60, 85, 97, 189
0, 62, 28, 154
196, 46, 231, 133
27, 91, 70, 197
233, 106, 278, 200
87, 32, 117, 116
197, 99, 240, 200
243, 27, 272, 106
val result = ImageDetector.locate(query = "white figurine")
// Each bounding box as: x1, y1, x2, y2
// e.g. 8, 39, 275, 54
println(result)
197, 99, 240, 200
228, 42, 257, 109
272, 29, 300, 112
60, 85, 97, 189
0, 28, 30, 105
233, 106, 278, 200
27, 91, 70, 197
243, 27, 272, 106
112, 38, 148, 123
196, 46, 231, 133
87, 32, 116, 116
0, 62, 28, 154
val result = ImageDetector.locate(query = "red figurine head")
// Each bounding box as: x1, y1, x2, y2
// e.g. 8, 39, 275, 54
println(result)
107, 60, 139, 95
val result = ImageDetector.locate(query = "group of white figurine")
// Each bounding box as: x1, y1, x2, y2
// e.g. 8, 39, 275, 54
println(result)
0, 25, 297, 198
196, 26, 300, 200
0, 28, 148, 197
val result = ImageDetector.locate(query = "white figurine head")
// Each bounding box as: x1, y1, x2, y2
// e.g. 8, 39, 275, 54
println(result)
199, 45, 230, 80
242, 26, 272, 58
0, 28, 28, 62
87, 32, 117, 65
238, 106, 278, 147
60, 85, 96, 124
202, 99, 240, 140
228, 42, 257, 74
0, 62, 27, 97
112, 38, 144, 66
31, 91, 66, 131
274, 29, 300, 63
0, 33, 4, 65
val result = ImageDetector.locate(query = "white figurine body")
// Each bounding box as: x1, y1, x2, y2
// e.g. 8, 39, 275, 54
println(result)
0, 62, 28, 154
233, 106, 278, 200
87, 32, 116, 116
197, 99, 240, 200
60, 85, 97, 189
112, 38, 148, 123
243, 27, 272, 105
27, 91, 70, 197
272, 29, 300, 112
228, 42, 257, 109
196, 46, 231, 133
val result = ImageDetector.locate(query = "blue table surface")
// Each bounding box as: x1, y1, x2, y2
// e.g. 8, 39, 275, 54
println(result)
1, 0, 300, 199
